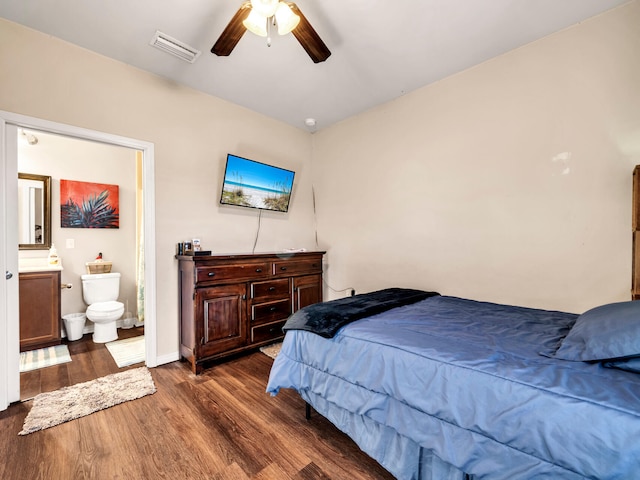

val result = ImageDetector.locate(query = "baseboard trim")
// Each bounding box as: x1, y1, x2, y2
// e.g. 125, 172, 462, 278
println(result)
155, 351, 180, 366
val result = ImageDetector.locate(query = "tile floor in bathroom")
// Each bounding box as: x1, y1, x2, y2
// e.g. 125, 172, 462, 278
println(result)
19, 326, 144, 401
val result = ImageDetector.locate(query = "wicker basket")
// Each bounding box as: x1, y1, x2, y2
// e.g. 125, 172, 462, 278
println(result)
85, 261, 112, 274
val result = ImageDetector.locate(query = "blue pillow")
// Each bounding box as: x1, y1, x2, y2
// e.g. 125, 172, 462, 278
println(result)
552, 300, 640, 361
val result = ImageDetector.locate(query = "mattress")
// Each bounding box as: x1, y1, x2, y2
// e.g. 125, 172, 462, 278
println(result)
266, 295, 640, 479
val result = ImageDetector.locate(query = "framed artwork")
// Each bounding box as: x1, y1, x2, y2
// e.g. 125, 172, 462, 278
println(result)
60, 179, 119, 228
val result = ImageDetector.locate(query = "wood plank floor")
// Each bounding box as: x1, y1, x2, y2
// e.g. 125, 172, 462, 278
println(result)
20, 326, 145, 401
3, 345, 395, 480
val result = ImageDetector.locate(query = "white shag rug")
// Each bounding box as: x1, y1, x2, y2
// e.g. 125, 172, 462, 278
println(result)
19, 366, 156, 435
20, 344, 72, 373
106, 335, 145, 368
259, 342, 282, 359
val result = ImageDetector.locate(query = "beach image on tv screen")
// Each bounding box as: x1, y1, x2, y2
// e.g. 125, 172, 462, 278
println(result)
221, 155, 294, 212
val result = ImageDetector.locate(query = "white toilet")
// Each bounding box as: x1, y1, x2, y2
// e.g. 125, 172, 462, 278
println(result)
81, 272, 124, 343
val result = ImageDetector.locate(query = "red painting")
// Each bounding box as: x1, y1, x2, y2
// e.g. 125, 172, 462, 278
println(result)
60, 179, 119, 228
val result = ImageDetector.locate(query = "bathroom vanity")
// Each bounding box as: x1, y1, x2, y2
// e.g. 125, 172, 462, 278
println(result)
17, 172, 61, 352
19, 261, 62, 352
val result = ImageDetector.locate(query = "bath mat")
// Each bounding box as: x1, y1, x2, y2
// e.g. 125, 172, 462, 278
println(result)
106, 335, 145, 368
259, 342, 282, 359
19, 366, 156, 435
20, 344, 71, 373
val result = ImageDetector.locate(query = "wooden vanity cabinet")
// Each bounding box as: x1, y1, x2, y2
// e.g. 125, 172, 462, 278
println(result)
19, 270, 61, 352
177, 251, 324, 373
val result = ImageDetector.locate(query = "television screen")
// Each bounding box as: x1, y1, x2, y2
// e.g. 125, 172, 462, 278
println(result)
220, 154, 295, 212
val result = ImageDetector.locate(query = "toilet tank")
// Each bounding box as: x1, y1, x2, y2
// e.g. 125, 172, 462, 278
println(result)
81, 272, 121, 304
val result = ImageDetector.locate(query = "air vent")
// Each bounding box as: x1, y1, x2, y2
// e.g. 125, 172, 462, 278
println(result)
149, 31, 201, 63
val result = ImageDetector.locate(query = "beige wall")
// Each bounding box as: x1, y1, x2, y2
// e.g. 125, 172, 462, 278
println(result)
0, 18, 316, 360
18, 131, 137, 321
2, 0, 639, 368
312, 1, 640, 313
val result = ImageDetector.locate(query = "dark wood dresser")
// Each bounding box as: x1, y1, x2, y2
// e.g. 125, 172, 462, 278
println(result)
177, 251, 325, 373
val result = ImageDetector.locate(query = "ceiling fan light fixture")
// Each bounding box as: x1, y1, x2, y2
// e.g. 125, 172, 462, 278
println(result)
250, 0, 279, 18
275, 3, 300, 35
211, 1, 331, 63
243, 9, 268, 37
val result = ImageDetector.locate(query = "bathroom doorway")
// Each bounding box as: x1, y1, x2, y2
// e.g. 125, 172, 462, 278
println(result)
0, 111, 157, 408
17, 129, 145, 400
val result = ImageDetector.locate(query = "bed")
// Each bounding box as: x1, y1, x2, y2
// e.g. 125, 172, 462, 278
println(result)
266, 289, 640, 479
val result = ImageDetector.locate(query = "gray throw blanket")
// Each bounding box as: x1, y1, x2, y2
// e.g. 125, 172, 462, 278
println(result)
283, 288, 440, 338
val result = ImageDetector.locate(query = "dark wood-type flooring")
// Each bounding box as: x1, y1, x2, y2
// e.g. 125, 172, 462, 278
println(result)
19, 326, 145, 401
2, 334, 395, 480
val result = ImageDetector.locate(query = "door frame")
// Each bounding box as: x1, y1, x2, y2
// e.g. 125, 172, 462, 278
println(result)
0, 111, 157, 410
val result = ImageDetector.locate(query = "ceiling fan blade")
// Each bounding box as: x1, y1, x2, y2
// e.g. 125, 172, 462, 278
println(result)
211, 2, 252, 56
288, 3, 331, 63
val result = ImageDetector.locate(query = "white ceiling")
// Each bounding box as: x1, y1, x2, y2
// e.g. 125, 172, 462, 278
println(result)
0, 0, 629, 131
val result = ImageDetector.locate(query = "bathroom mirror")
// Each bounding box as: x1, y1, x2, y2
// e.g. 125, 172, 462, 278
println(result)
18, 173, 51, 250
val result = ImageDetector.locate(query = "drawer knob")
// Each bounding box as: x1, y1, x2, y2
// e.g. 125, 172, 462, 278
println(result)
280, 266, 287, 271
256, 268, 262, 273
208, 272, 215, 277
268, 286, 275, 291
270, 306, 277, 312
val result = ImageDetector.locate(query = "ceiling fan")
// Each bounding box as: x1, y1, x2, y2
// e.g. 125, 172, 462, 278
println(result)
211, 0, 331, 63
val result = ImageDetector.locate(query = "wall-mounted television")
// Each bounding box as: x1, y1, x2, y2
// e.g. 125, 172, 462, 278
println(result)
220, 154, 295, 212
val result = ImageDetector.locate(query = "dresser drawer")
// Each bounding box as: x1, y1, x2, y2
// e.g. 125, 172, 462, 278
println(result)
272, 258, 322, 276
251, 298, 291, 323
250, 278, 290, 299
251, 320, 286, 344
196, 262, 270, 284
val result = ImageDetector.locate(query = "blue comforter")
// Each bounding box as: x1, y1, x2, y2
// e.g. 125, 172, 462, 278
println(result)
266, 295, 640, 479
